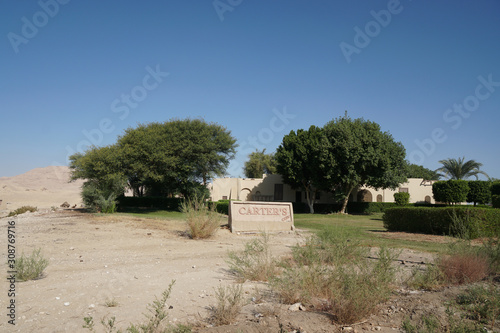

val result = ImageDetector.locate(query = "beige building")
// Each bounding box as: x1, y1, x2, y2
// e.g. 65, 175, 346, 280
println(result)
209, 174, 436, 204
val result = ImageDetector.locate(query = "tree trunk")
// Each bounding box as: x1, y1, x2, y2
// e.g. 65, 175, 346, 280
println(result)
339, 186, 354, 214
303, 182, 315, 214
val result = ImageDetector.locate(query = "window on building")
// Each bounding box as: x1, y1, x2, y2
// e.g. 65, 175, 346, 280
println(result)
274, 184, 284, 201
222, 196, 228, 200
399, 188, 409, 193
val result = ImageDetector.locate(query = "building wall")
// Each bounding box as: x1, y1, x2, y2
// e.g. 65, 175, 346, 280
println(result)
209, 175, 436, 204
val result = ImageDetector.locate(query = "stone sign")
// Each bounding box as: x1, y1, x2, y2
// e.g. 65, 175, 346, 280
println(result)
228, 201, 294, 233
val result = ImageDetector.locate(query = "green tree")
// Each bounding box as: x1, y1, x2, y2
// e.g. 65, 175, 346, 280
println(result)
320, 114, 408, 214
435, 157, 488, 180
243, 149, 276, 178
71, 119, 237, 204
116, 119, 237, 197
406, 163, 440, 180
69, 145, 127, 212
466, 180, 491, 206
275, 126, 325, 213
432, 180, 469, 204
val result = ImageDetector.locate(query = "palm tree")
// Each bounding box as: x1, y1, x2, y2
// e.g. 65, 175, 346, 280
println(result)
435, 157, 489, 180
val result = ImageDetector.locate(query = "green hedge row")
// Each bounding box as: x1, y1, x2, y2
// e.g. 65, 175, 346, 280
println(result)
383, 207, 500, 238
291, 202, 433, 214
117, 196, 183, 211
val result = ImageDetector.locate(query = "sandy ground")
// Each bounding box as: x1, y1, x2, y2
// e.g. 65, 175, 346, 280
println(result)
0, 209, 462, 333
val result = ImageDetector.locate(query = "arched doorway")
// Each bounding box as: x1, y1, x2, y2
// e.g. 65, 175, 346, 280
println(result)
240, 188, 251, 201
357, 189, 373, 202
377, 194, 383, 203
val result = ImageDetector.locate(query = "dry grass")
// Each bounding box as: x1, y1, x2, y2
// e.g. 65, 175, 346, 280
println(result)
15, 248, 49, 281
438, 253, 489, 285
181, 197, 221, 239
209, 284, 244, 326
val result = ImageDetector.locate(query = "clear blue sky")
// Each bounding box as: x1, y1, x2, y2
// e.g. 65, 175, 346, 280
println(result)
1, 0, 499, 179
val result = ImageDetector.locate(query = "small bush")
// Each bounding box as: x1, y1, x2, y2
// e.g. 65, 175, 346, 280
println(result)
8, 206, 37, 217
227, 233, 279, 282
15, 248, 49, 281
438, 253, 489, 285
455, 284, 500, 326
493, 195, 500, 209
182, 196, 221, 239
394, 192, 410, 205
401, 315, 440, 333
407, 263, 445, 291
209, 284, 244, 326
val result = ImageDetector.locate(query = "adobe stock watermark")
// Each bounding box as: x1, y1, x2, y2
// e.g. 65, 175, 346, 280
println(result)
213, 0, 243, 22
409, 73, 499, 165
339, 0, 406, 64
7, 0, 70, 54
227, 106, 296, 176
50, 64, 169, 180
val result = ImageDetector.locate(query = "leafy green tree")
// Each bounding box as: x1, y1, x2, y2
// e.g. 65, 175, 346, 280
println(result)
320, 114, 408, 214
435, 157, 488, 180
432, 180, 469, 204
406, 163, 440, 180
243, 149, 276, 178
275, 126, 325, 213
116, 119, 237, 197
69, 145, 127, 212
466, 180, 491, 206
70, 119, 237, 205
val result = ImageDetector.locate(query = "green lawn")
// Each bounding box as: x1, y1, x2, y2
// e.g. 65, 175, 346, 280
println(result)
113, 209, 452, 254
295, 213, 452, 254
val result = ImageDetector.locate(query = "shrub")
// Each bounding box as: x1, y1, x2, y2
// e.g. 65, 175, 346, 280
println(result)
432, 180, 469, 204
455, 284, 500, 326
492, 182, 500, 196
81, 176, 126, 213
208, 284, 244, 326
181, 195, 221, 239
213, 200, 230, 215
467, 180, 491, 206
227, 233, 279, 282
383, 207, 500, 238
8, 206, 37, 217
271, 228, 399, 325
394, 192, 410, 205
438, 253, 489, 284
15, 248, 49, 281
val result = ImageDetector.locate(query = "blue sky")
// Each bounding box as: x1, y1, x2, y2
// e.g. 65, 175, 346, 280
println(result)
1, 0, 499, 179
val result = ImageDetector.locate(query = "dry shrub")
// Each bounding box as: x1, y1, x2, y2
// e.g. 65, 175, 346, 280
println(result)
182, 196, 221, 239
438, 253, 489, 284
227, 233, 279, 282
209, 284, 244, 326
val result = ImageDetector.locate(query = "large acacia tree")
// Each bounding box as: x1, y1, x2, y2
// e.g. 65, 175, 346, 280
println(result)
320, 114, 408, 214
275, 126, 325, 213
71, 119, 237, 202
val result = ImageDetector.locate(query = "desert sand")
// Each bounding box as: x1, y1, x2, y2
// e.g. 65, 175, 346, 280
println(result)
0, 166, 84, 215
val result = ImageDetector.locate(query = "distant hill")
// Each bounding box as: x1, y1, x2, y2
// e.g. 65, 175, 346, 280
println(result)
0, 166, 84, 213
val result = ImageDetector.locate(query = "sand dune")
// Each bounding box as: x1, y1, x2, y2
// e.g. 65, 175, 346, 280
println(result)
0, 166, 84, 214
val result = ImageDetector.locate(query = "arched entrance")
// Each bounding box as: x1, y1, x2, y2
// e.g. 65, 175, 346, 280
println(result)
357, 189, 373, 202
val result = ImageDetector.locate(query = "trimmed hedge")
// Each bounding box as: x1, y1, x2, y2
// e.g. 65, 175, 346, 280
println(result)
466, 180, 491, 205
383, 207, 500, 238
394, 192, 410, 205
292, 202, 404, 214
432, 180, 469, 204
117, 196, 183, 211
212, 200, 230, 215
